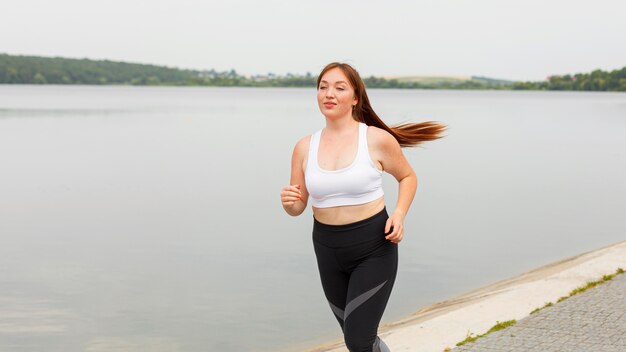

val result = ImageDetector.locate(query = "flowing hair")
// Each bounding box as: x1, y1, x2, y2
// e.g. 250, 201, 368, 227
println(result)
317, 62, 447, 148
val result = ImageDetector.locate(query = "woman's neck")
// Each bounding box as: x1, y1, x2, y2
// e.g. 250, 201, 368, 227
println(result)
324, 115, 359, 135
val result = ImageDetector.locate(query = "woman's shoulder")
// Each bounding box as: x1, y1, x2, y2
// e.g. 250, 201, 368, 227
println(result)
296, 133, 313, 147
292, 134, 313, 157
366, 125, 397, 148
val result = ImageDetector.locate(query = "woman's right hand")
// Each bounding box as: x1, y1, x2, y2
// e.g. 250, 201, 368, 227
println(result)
281, 184, 302, 207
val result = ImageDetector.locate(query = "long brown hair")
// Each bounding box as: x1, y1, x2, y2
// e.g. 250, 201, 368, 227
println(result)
317, 62, 447, 148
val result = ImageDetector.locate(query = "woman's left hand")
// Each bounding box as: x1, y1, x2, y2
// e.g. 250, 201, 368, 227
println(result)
384, 211, 405, 244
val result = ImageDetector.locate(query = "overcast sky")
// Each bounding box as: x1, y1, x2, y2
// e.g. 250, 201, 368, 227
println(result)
2, 0, 625, 81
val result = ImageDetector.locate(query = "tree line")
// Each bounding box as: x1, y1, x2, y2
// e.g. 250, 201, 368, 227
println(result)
511, 68, 626, 91
1, 53, 624, 91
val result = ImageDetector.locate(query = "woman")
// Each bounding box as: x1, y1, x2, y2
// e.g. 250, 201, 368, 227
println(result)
280, 62, 446, 352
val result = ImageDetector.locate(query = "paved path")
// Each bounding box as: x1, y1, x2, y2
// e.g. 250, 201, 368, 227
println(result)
452, 272, 626, 352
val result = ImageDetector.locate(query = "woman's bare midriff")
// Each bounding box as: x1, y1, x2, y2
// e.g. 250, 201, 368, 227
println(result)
312, 196, 385, 225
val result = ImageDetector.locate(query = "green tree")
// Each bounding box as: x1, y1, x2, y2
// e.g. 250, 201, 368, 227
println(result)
33, 72, 47, 84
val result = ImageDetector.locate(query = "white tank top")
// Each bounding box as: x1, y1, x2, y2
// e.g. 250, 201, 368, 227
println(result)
305, 122, 384, 208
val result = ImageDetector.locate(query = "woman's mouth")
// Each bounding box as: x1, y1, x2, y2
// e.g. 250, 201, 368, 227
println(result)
323, 102, 336, 108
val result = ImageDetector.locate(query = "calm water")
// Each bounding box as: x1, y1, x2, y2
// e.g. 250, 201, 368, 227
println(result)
0, 85, 625, 351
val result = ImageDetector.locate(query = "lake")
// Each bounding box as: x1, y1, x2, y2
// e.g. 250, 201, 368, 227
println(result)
0, 85, 625, 351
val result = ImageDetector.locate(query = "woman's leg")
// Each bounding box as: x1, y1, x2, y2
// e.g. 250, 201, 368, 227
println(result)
342, 242, 398, 352
313, 239, 350, 331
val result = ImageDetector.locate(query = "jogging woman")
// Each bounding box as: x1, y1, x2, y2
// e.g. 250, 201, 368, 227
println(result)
280, 62, 446, 352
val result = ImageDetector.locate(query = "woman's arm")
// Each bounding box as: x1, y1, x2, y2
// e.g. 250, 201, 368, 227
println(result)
371, 128, 418, 242
281, 136, 310, 216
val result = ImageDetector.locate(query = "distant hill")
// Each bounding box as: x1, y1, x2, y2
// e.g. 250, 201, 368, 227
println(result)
471, 76, 516, 85
0, 53, 205, 85
382, 75, 472, 83
382, 74, 514, 85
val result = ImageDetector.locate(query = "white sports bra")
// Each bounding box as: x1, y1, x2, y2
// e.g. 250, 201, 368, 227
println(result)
305, 122, 384, 208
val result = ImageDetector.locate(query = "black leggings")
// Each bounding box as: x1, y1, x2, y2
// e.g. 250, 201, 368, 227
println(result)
312, 206, 397, 352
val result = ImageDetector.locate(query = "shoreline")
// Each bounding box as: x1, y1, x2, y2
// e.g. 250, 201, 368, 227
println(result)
301, 239, 626, 352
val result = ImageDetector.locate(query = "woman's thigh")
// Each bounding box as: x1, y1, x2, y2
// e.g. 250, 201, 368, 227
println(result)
313, 240, 351, 330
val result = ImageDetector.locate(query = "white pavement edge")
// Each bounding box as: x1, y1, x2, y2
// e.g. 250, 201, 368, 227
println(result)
305, 240, 626, 352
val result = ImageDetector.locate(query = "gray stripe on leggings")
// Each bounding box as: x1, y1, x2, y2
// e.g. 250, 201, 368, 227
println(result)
328, 301, 345, 321
344, 280, 388, 320
373, 336, 391, 352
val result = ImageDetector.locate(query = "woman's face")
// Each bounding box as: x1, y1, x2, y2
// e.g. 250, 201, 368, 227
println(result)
317, 67, 357, 119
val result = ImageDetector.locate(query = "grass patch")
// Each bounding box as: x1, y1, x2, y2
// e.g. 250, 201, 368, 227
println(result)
568, 267, 624, 297
533, 267, 624, 312
456, 320, 517, 346
530, 301, 553, 314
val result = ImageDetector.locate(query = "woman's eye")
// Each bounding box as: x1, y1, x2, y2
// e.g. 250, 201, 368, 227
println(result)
319, 86, 327, 90
337, 88, 345, 91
